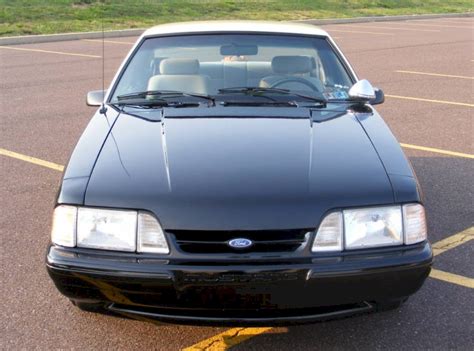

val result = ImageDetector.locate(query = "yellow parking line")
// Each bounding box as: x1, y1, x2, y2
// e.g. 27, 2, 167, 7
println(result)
82, 39, 135, 45
395, 70, 474, 80
0, 148, 64, 171
182, 327, 272, 351
0, 46, 101, 58
430, 269, 474, 289
385, 94, 474, 107
339, 24, 440, 32
400, 143, 474, 159
325, 29, 394, 36
428, 228, 474, 289
432, 227, 474, 256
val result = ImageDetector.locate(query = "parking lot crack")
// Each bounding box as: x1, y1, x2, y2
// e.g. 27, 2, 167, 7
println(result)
432, 227, 474, 256
184, 327, 273, 351
202, 330, 240, 351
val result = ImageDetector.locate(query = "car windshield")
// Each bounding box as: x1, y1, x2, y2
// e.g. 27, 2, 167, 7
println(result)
110, 34, 354, 103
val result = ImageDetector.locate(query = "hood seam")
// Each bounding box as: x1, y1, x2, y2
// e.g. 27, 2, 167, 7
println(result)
82, 111, 123, 204
354, 113, 396, 203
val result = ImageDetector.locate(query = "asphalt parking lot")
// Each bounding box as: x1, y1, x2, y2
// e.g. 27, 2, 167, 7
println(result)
1, 16, 473, 350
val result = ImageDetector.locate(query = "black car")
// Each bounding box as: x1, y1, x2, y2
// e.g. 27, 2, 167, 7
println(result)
46, 21, 432, 325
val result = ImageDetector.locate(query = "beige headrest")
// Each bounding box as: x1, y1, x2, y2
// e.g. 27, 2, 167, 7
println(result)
272, 56, 313, 74
160, 58, 200, 75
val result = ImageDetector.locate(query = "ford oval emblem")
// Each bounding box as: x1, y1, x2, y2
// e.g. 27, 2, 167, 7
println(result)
228, 238, 253, 249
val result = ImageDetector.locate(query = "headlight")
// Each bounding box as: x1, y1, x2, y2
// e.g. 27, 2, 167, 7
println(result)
77, 208, 137, 251
312, 204, 427, 252
344, 206, 403, 249
51, 206, 169, 254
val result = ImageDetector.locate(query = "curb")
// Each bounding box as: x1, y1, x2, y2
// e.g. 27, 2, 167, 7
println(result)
296, 12, 472, 25
0, 12, 472, 46
0, 28, 146, 46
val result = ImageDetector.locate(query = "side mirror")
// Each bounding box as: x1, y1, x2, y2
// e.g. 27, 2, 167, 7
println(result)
348, 79, 375, 103
86, 90, 106, 106
370, 87, 385, 105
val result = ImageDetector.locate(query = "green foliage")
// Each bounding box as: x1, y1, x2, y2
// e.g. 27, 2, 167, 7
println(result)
0, 0, 472, 36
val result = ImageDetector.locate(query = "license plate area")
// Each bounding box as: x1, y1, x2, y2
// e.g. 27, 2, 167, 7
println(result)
175, 270, 306, 309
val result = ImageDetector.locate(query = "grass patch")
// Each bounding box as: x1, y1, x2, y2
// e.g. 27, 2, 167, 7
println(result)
0, 0, 472, 37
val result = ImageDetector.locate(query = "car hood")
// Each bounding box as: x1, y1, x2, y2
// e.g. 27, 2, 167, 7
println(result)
85, 108, 394, 230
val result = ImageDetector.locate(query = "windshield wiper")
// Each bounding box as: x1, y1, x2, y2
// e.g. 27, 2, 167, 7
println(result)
220, 100, 297, 107
218, 87, 327, 106
112, 98, 200, 108
116, 90, 215, 105
219, 87, 290, 94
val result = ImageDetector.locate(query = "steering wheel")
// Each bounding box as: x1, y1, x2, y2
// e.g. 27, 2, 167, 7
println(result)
269, 77, 319, 91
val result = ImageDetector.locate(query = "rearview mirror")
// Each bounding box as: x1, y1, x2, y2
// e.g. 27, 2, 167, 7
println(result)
220, 44, 258, 56
86, 90, 106, 106
348, 79, 376, 103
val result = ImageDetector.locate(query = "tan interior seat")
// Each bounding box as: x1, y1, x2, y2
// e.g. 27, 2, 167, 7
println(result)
147, 58, 210, 95
259, 55, 324, 92
199, 61, 273, 93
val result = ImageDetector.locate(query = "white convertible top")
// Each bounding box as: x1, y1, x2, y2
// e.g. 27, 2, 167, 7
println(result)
143, 21, 329, 37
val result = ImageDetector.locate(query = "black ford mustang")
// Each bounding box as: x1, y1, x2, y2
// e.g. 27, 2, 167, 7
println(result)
46, 21, 432, 325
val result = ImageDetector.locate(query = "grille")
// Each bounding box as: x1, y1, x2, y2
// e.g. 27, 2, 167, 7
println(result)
169, 229, 311, 254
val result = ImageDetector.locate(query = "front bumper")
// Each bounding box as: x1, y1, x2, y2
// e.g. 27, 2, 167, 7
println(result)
46, 242, 432, 325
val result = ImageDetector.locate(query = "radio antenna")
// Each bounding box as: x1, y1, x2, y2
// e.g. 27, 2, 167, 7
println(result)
99, 2, 107, 115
